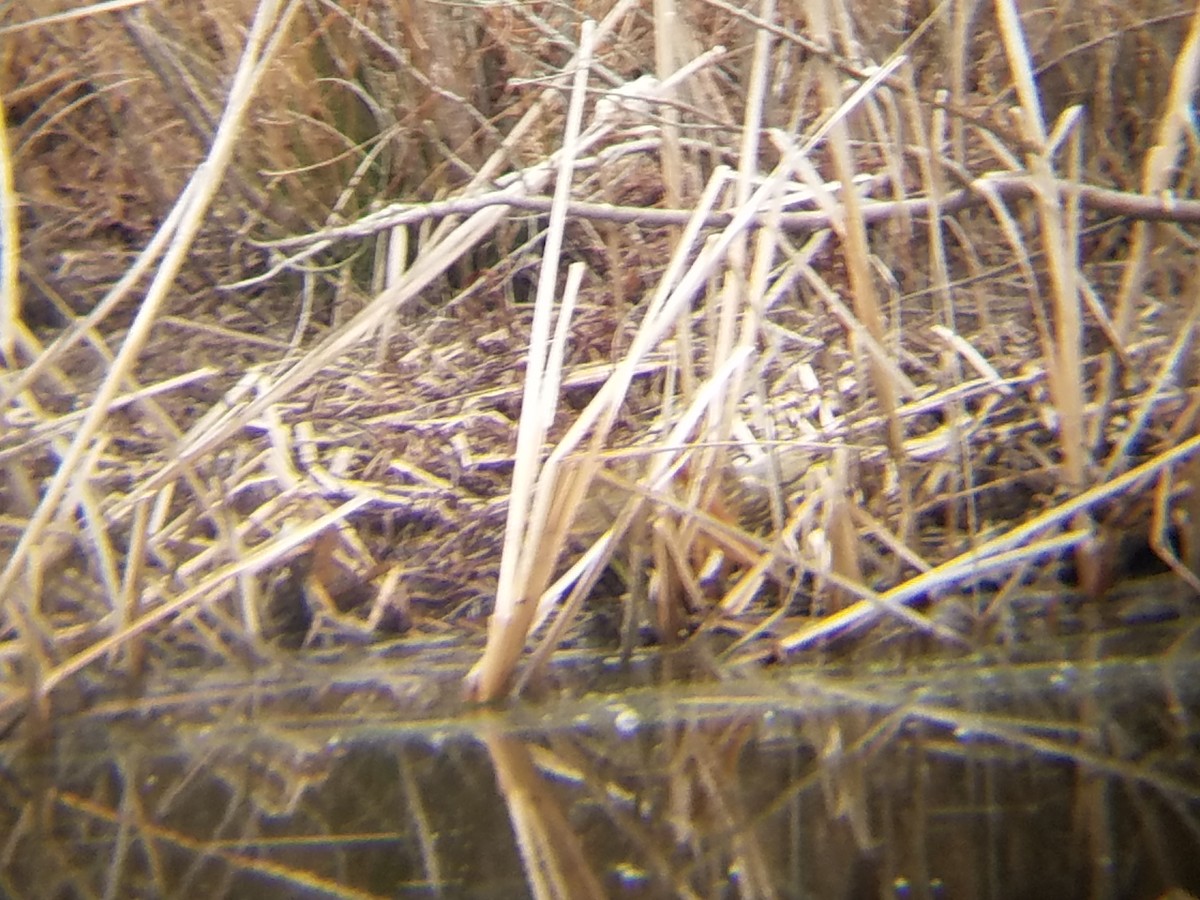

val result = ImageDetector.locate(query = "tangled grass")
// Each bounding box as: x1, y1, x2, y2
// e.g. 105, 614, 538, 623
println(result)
1, 0, 1199, 717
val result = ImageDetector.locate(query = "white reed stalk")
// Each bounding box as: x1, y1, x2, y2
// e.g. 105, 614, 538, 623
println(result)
0, 89, 18, 362
0, 0, 150, 35
782, 432, 1200, 651
467, 21, 596, 699
0, 0, 300, 611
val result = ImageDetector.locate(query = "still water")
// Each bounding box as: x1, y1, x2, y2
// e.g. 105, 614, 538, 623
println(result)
2, 615, 1199, 899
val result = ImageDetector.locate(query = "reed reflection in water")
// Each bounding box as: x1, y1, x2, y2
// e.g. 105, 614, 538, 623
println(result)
1, 647, 1198, 899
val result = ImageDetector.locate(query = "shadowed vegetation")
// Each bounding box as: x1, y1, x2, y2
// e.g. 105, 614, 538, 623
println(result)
3, 0, 1200, 704
1, 1, 1200, 893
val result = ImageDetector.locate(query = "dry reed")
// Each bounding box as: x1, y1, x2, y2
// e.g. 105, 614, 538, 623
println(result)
1, 0, 1198, 718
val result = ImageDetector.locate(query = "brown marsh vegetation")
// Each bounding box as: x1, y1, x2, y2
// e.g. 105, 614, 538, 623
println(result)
1, 1, 1200, 895
3, 0, 1198, 701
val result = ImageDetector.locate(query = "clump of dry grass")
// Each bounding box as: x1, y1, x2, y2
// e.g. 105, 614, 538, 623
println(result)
1, 0, 1199, 718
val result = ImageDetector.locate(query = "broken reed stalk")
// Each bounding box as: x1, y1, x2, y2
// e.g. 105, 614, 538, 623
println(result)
87, 10, 669, 530
515, 172, 758, 683
8, 0, 1198, 716
1099, 6, 1200, 479
0, 0, 152, 35
466, 21, 596, 702
261, 175, 1200, 254
811, 0, 904, 463
0, 84, 20, 363
468, 40, 762, 699
652, 0, 684, 222
485, 165, 760, 693
693, 8, 789, 620
780, 432, 1200, 652
995, 0, 1097, 590
911, 58, 980, 549
471, 32, 924, 699
501, 170, 779, 683
121, 8, 707, 520
131, 197, 525, 510
674, 0, 777, 637
0, 0, 300, 638
516, 345, 760, 691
